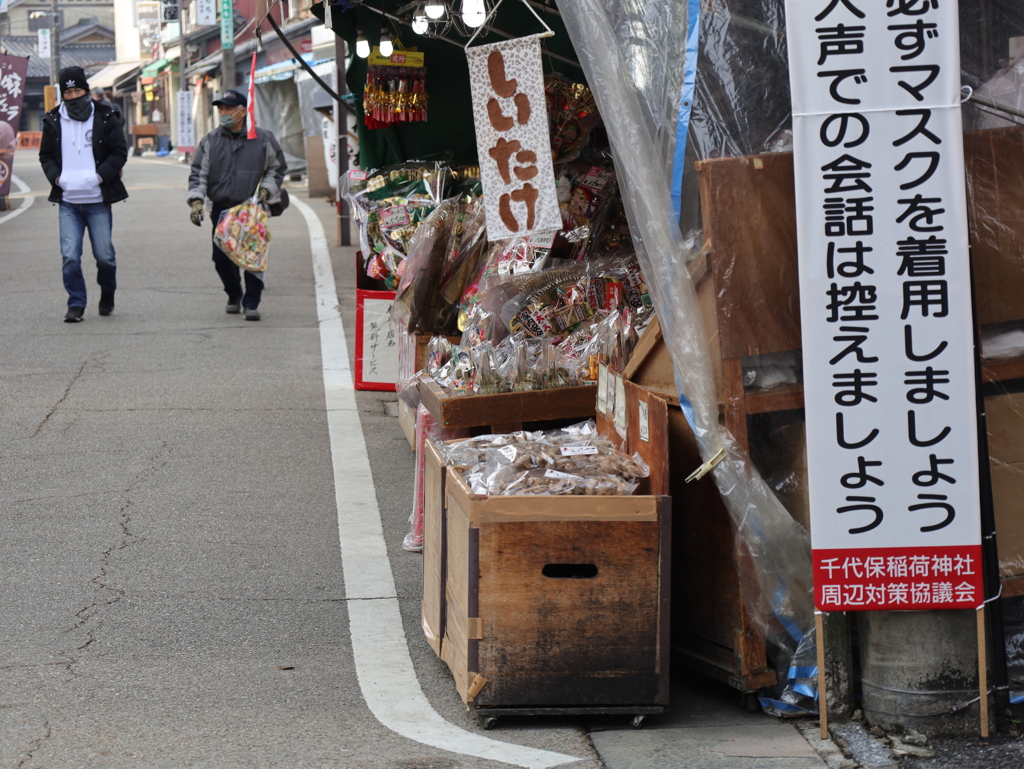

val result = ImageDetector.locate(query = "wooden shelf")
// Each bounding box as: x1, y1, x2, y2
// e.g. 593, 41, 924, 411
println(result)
418, 376, 596, 431
982, 356, 1024, 385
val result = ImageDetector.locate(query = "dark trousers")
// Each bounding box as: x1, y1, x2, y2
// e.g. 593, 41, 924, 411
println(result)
211, 203, 264, 309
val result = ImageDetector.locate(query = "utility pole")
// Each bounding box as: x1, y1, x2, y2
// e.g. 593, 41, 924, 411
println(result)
177, 0, 186, 93
49, 0, 60, 86
219, 0, 234, 90
221, 45, 234, 89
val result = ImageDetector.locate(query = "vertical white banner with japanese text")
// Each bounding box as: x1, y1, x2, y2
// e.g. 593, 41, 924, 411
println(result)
220, 0, 235, 49
37, 29, 51, 60
466, 34, 561, 242
195, 0, 217, 26
176, 90, 195, 153
786, 0, 984, 611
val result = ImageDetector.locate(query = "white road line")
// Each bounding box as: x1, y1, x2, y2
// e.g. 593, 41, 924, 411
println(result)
0, 175, 34, 225
292, 195, 583, 769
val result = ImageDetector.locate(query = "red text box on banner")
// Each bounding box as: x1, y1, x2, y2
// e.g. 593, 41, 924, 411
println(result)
466, 35, 561, 242
785, 1, 983, 611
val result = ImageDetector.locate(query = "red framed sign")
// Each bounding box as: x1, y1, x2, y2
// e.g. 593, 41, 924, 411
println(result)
354, 289, 398, 391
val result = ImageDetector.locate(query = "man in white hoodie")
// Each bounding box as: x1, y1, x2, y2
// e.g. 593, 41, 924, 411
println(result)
39, 66, 129, 322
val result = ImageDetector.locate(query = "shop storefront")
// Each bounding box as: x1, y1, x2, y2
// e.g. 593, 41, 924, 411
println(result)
309, 0, 1024, 736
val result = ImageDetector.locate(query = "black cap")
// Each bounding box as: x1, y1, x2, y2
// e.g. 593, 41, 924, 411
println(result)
58, 66, 89, 95
213, 89, 247, 108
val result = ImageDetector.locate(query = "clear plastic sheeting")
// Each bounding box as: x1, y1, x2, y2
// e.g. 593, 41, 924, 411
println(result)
558, 0, 814, 711
560, 0, 1024, 712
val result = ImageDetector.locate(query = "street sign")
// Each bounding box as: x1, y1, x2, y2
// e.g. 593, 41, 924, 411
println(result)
220, 0, 234, 49
195, 0, 216, 26
176, 90, 195, 153
37, 28, 51, 60
785, 0, 984, 611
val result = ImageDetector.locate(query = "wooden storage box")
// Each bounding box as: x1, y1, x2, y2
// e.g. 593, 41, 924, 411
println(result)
422, 439, 448, 656
440, 467, 670, 713
399, 399, 418, 450
418, 376, 596, 433
622, 379, 777, 696
397, 327, 464, 385
692, 127, 1024, 600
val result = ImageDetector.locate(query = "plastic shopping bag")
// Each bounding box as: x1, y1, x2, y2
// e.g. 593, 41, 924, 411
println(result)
214, 198, 271, 272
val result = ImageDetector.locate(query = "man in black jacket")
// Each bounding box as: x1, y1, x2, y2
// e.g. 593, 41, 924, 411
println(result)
39, 66, 129, 322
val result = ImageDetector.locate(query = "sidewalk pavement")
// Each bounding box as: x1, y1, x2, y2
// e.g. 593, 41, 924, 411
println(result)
586, 673, 829, 769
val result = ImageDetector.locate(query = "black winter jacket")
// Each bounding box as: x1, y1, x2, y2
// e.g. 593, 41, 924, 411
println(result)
38, 102, 129, 205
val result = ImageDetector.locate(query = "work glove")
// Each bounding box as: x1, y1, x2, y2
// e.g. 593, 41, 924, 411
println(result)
189, 199, 204, 227
258, 187, 271, 204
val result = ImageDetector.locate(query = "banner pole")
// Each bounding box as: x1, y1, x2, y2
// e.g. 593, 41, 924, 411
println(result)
977, 606, 989, 737
816, 611, 828, 740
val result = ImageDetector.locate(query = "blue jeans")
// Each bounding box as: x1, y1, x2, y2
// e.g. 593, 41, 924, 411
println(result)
59, 201, 116, 309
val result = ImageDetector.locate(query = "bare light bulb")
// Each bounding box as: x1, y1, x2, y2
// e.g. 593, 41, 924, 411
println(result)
424, 0, 445, 20
462, 0, 485, 28
355, 31, 370, 58
379, 34, 393, 57
412, 13, 428, 34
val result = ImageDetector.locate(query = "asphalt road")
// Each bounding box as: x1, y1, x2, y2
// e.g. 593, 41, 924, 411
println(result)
0, 151, 600, 769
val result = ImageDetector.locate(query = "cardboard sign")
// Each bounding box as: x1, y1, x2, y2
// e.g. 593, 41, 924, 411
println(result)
466, 34, 561, 241
785, 0, 983, 611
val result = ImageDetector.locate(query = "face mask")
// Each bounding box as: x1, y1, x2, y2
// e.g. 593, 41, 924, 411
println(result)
220, 111, 240, 129
64, 94, 92, 122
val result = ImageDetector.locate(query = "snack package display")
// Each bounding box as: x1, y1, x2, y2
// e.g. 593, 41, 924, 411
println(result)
436, 421, 649, 497
393, 193, 487, 335
545, 74, 602, 164
343, 163, 478, 290
499, 255, 653, 345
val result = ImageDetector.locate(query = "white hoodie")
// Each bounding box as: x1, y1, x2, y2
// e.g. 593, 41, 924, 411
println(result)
59, 100, 104, 204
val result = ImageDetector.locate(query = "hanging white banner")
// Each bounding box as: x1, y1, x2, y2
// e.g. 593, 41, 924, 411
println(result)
195, 0, 217, 26
466, 34, 561, 241
786, 0, 984, 611
37, 29, 51, 61
176, 90, 195, 152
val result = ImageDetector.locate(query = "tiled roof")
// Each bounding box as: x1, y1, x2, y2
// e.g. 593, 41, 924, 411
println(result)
0, 36, 115, 78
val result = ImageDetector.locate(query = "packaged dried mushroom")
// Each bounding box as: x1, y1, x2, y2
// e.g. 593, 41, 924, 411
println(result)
436, 421, 649, 497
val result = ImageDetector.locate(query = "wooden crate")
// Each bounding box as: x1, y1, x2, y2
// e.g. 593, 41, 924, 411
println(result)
422, 439, 448, 657
399, 399, 418, 450
693, 127, 1024, 600
623, 380, 777, 694
418, 376, 596, 433
441, 467, 671, 711
397, 327, 464, 385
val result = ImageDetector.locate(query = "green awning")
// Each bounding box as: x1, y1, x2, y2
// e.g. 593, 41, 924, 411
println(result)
140, 58, 170, 83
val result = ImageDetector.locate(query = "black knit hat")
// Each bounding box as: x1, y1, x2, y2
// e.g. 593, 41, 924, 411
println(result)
58, 66, 89, 95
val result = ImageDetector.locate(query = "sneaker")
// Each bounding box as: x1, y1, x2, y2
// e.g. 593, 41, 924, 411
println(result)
64, 306, 85, 323
99, 291, 115, 316
225, 295, 242, 314
243, 307, 261, 321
